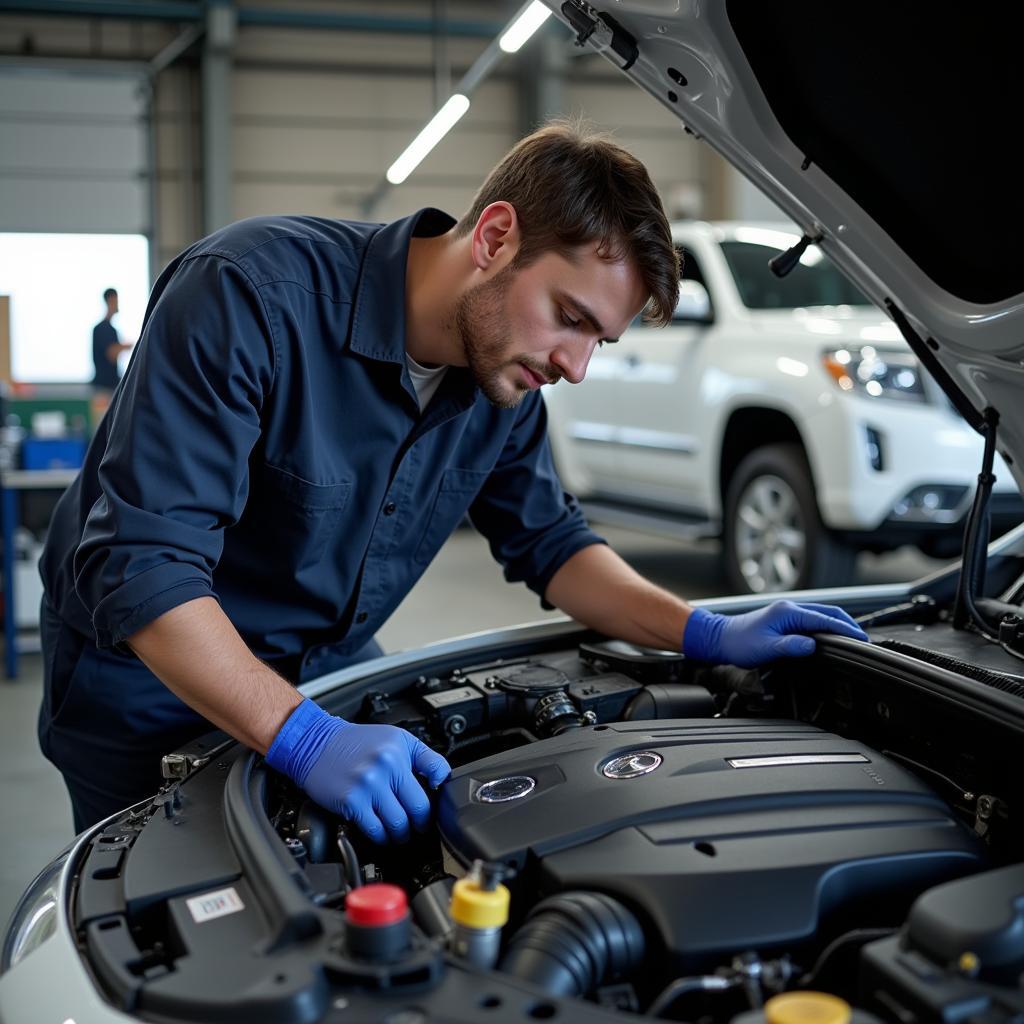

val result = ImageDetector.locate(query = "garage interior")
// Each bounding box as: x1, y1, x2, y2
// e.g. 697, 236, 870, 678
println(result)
0, 1, 939, 926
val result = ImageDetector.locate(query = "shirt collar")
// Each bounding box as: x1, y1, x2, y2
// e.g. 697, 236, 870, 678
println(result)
348, 207, 456, 364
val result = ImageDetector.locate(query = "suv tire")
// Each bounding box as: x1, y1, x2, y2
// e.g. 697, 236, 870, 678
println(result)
723, 443, 856, 593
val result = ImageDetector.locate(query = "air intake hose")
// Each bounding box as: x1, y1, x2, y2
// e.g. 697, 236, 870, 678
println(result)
499, 892, 645, 997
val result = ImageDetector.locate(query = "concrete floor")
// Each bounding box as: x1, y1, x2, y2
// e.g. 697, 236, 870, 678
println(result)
0, 525, 942, 928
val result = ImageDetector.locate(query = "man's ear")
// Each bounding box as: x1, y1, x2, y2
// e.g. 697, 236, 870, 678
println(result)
470, 202, 520, 272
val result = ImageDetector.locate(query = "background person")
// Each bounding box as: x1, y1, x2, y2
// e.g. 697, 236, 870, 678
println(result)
91, 287, 132, 390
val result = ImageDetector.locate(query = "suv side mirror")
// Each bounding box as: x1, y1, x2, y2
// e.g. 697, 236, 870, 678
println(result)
673, 280, 713, 323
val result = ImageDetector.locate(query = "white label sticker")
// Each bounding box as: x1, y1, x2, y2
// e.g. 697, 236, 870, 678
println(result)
186, 886, 245, 924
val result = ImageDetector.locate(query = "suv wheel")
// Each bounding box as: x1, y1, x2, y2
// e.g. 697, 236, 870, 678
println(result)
723, 444, 856, 593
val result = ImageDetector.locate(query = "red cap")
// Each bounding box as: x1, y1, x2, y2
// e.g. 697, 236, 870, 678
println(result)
345, 883, 408, 927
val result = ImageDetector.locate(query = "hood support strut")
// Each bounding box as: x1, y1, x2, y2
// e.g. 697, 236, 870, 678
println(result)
953, 407, 999, 634
885, 299, 1021, 646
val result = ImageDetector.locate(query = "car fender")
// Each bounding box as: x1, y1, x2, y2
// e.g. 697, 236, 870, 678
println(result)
542, 388, 592, 497
698, 362, 827, 522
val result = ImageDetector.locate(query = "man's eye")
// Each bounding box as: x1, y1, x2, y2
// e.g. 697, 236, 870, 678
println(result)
560, 310, 580, 328
597, 339, 617, 349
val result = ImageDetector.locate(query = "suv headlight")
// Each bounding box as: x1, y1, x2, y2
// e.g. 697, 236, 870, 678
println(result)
822, 346, 926, 402
1, 849, 69, 973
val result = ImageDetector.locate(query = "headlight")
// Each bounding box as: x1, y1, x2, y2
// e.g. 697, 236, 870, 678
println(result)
822, 346, 926, 402
1, 849, 69, 972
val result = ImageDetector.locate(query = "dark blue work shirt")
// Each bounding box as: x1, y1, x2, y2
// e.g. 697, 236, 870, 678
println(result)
41, 209, 603, 683
92, 319, 120, 389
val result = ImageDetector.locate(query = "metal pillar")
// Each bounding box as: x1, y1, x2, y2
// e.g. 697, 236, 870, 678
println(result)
201, 0, 235, 234
517, 19, 566, 137
432, 0, 451, 111
144, 21, 204, 278
180, 66, 196, 244
142, 77, 160, 286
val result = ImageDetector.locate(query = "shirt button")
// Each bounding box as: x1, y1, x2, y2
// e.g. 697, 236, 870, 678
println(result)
383, 502, 397, 516
356, 611, 368, 624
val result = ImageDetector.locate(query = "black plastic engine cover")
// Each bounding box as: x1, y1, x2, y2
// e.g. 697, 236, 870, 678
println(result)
438, 719, 986, 968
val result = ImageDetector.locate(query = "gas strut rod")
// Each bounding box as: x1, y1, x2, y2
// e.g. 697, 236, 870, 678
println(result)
953, 406, 999, 633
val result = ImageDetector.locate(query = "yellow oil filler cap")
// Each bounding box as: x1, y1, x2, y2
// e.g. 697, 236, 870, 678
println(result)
450, 875, 510, 929
766, 992, 853, 1024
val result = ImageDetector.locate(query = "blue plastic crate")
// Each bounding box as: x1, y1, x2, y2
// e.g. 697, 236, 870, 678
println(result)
21, 437, 86, 470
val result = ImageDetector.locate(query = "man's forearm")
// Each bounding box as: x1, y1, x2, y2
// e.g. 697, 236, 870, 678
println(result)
544, 544, 693, 651
126, 596, 301, 753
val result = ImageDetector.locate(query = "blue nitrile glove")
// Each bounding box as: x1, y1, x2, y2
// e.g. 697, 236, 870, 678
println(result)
682, 600, 869, 668
266, 698, 451, 844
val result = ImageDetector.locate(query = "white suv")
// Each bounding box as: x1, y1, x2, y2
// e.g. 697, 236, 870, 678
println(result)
544, 222, 1022, 593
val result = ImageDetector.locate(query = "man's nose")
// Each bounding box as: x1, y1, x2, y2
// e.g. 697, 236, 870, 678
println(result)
550, 338, 597, 385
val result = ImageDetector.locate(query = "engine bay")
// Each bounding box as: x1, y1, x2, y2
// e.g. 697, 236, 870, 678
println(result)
69, 619, 1024, 1022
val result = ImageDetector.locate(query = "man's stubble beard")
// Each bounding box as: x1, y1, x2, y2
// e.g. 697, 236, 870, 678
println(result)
454, 265, 553, 410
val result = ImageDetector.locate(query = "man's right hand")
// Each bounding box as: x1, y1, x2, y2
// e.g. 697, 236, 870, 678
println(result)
126, 600, 450, 842
266, 698, 451, 843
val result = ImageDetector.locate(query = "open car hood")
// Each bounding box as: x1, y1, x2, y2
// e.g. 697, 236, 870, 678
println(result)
545, 2, 1024, 491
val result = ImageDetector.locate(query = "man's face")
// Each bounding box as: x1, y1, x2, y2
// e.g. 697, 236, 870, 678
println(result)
454, 243, 647, 409
107, 293, 119, 316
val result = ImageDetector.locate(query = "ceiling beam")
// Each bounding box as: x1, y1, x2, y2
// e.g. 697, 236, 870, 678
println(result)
0, 1, 502, 37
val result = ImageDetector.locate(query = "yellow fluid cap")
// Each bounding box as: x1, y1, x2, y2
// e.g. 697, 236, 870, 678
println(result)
450, 877, 511, 929
958, 951, 980, 975
766, 992, 852, 1024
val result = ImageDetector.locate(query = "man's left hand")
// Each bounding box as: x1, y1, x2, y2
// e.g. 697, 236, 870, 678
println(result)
683, 600, 869, 668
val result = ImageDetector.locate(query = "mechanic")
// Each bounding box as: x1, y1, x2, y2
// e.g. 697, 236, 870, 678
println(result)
38, 121, 868, 838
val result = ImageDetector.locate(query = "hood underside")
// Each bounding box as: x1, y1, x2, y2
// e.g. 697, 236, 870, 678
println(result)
548, 1, 1024, 491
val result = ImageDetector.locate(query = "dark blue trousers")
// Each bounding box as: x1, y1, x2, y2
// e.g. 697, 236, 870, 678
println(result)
38, 598, 382, 834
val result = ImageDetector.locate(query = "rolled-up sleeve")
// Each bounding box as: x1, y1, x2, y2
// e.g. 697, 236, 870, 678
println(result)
469, 392, 605, 603
75, 255, 275, 647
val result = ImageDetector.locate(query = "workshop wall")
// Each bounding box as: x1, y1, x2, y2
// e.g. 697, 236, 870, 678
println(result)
0, 5, 729, 278
0, 67, 148, 234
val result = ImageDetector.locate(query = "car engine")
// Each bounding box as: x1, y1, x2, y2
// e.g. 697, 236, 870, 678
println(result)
438, 717, 984, 973
70, 632, 1024, 1023
264, 637, 1017, 1019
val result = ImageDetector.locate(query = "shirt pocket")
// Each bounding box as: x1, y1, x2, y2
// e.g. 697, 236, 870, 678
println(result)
413, 467, 490, 566
251, 463, 353, 571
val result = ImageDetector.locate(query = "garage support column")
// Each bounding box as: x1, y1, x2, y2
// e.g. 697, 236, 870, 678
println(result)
432, 0, 451, 111
698, 146, 733, 221
201, 0, 236, 234
142, 78, 160, 286
517, 20, 566, 137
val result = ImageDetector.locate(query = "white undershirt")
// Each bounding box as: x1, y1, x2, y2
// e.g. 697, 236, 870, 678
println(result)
406, 353, 448, 411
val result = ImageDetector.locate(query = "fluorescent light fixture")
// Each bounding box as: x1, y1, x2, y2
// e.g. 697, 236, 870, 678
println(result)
379, 1, 550, 193
386, 93, 471, 185
499, 0, 552, 53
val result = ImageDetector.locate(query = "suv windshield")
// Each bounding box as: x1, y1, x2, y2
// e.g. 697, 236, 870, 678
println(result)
719, 239, 872, 309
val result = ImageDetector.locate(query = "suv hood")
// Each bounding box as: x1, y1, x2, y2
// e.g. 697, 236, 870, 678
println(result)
546, 2, 1024, 492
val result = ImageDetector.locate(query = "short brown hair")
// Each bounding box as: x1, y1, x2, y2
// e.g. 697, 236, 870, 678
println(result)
456, 119, 679, 327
